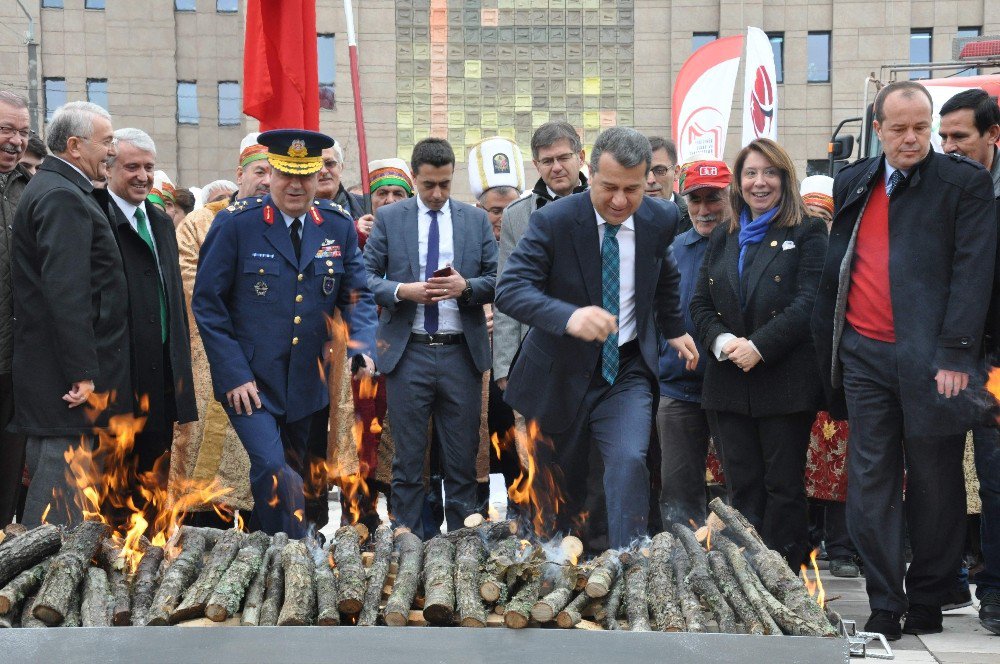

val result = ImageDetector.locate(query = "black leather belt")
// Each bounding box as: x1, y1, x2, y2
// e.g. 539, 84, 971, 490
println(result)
410, 333, 464, 346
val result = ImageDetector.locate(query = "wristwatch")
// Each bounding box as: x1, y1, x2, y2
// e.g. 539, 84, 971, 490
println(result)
460, 279, 474, 303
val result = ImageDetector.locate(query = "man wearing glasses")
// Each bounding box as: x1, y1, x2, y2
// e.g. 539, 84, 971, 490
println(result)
316, 139, 364, 221
645, 137, 691, 234
11, 101, 132, 526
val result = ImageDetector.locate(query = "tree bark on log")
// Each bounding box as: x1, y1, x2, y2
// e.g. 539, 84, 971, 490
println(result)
358, 524, 394, 626
531, 563, 577, 623
711, 534, 781, 635
171, 528, 244, 623
145, 530, 208, 626
276, 540, 317, 626
670, 542, 706, 632
242, 532, 287, 627
0, 559, 50, 615
674, 524, 738, 632
708, 498, 835, 636
257, 535, 290, 627
442, 519, 518, 545
314, 542, 340, 626
621, 550, 651, 632
454, 534, 487, 628
384, 530, 424, 626
334, 525, 366, 616
0, 524, 61, 587
3, 523, 27, 541
555, 590, 592, 628
422, 537, 456, 626
647, 532, 685, 632
503, 573, 540, 629
708, 549, 763, 635
479, 537, 519, 603
585, 549, 622, 599
600, 576, 625, 631
97, 540, 130, 626
20, 592, 46, 628
33, 521, 108, 626
205, 531, 271, 622
81, 566, 111, 627
130, 544, 164, 627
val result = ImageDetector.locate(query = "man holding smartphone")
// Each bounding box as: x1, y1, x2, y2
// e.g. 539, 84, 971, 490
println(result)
363, 138, 498, 534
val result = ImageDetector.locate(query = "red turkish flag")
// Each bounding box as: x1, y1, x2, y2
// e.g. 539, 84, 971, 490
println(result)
243, 0, 319, 131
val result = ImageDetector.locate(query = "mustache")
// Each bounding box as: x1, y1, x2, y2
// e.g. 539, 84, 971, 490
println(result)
693, 215, 720, 223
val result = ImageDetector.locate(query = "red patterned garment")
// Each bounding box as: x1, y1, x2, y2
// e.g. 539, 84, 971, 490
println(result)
805, 411, 849, 502
352, 373, 388, 474
706, 438, 726, 486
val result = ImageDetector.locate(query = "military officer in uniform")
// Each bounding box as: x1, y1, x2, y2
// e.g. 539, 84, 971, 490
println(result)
193, 129, 378, 537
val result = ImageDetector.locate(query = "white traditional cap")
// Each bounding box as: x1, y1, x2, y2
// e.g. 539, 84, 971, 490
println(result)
148, 170, 175, 208
239, 132, 267, 167
800, 175, 834, 215
468, 136, 525, 199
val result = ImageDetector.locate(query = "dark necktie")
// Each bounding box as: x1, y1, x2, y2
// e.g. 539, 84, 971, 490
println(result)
886, 169, 903, 197
424, 209, 440, 334
290, 217, 302, 262
134, 207, 168, 343
601, 223, 621, 385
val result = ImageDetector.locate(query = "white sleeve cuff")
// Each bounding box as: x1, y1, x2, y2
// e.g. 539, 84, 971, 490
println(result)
748, 340, 764, 363
712, 333, 737, 361
393, 283, 402, 302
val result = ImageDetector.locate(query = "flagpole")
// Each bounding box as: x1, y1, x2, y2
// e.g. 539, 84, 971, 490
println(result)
343, 0, 371, 214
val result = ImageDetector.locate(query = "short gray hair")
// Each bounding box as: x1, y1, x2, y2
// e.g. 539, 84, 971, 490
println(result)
0, 90, 28, 110
107, 127, 156, 167
589, 127, 652, 174
331, 139, 344, 164
202, 179, 238, 202
47, 101, 112, 154
530, 121, 582, 159
478, 185, 519, 206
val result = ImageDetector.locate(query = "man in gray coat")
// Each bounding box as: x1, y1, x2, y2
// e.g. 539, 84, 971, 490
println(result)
363, 138, 497, 534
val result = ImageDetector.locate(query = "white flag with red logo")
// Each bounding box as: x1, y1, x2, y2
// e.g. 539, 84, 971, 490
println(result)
672, 35, 744, 165
741, 27, 778, 146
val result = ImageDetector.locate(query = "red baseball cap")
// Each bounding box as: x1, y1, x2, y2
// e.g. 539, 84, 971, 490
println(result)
680, 160, 732, 195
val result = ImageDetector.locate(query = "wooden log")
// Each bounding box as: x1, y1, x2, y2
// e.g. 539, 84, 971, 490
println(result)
0, 558, 50, 615
0, 524, 61, 587
358, 525, 393, 626
276, 540, 317, 626
205, 531, 271, 622
708, 498, 835, 636
480, 537, 518, 603
97, 540, 131, 626
531, 563, 577, 623
62, 578, 83, 628
241, 532, 287, 626
0, 609, 15, 628
3, 523, 27, 541
672, 523, 738, 633
145, 530, 209, 626
710, 534, 781, 635
176, 525, 223, 549
130, 544, 164, 627
708, 549, 764, 635
422, 537, 456, 625
647, 532, 684, 632
33, 521, 109, 626
171, 528, 244, 623
81, 566, 111, 627
670, 532, 706, 633
314, 541, 340, 626
503, 573, 540, 629
257, 534, 290, 627
20, 592, 46, 628
585, 549, 622, 599
334, 525, 366, 615
555, 590, 592, 628
454, 534, 487, 628
600, 576, 625, 631
443, 519, 519, 545
383, 530, 424, 626
621, 550, 651, 632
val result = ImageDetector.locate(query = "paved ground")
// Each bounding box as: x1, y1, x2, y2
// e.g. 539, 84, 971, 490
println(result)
321, 475, 1000, 662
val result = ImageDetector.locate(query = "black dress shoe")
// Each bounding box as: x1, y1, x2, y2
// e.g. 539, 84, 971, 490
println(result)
865, 609, 902, 641
980, 590, 1000, 636
903, 603, 943, 635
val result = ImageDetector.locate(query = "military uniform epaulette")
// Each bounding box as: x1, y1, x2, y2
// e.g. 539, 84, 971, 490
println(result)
313, 199, 354, 221
225, 197, 265, 215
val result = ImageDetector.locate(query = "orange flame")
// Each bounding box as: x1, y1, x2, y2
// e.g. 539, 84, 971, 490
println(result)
988, 367, 1000, 423
507, 420, 565, 538
40, 503, 51, 524
800, 548, 826, 609
706, 529, 712, 551
267, 475, 281, 508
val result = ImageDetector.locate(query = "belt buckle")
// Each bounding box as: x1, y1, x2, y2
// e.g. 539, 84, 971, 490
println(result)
427, 334, 444, 346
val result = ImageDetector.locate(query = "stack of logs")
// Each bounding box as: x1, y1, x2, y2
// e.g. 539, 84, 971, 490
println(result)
0, 498, 838, 635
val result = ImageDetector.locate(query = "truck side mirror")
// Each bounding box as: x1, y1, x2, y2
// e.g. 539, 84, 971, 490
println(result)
829, 136, 855, 160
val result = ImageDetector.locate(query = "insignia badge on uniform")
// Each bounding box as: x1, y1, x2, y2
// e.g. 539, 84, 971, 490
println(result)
254, 280, 269, 297
315, 239, 342, 259
288, 139, 308, 159
322, 275, 336, 295
493, 153, 511, 174
309, 207, 323, 224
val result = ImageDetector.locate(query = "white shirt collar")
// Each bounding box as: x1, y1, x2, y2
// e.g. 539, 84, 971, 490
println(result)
594, 206, 635, 232
416, 195, 449, 217
279, 209, 304, 229
108, 189, 148, 223
52, 155, 93, 185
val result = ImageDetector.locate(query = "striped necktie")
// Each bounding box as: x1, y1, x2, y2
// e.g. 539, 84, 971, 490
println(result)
601, 223, 620, 385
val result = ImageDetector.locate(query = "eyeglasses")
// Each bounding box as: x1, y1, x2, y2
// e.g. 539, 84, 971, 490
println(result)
0, 125, 34, 140
536, 152, 578, 168
651, 165, 675, 177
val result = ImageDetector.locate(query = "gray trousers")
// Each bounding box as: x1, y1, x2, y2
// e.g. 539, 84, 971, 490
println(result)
23, 434, 99, 527
656, 395, 710, 526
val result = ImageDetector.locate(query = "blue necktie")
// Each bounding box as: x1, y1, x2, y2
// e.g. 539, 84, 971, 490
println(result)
885, 169, 903, 197
601, 223, 620, 385
424, 209, 440, 334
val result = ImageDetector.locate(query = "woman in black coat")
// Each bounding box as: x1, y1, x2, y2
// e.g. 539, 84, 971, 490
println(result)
690, 138, 828, 568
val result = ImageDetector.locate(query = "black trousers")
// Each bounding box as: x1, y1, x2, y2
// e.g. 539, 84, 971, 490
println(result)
0, 373, 26, 527
709, 408, 813, 569
840, 326, 966, 613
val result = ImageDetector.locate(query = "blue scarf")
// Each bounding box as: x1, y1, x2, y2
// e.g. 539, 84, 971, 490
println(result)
738, 205, 779, 280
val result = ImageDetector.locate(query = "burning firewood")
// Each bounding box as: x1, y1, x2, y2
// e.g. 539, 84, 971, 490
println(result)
647, 532, 684, 632
172, 528, 245, 622
255, 533, 290, 626
0, 559, 50, 616
276, 540, 317, 626
314, 540, 340, 626
479, 537, 518, 603
130, 544, 164, 627
707, 550, 763, 635
383, 529, 423, 627
531, 562, 577, 623
33, 520, 109, 626
673, 524, 737, 633
502, 569, 540, 629
146, 529, 209, 626
422, 536, 456, 625
205, 531, 271, 622
620, 549, 651, 632
97, 540, 131, 626
584, 549, 621, 599
709, 535, 780, 635
358, 524, 394, 626
334, 525, 366, 616
0, 524, 61, 588
81, 566, 111, 627
454, 534, 487, 627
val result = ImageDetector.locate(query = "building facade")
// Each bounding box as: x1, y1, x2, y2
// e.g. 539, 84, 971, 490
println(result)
1, 0, 997, 198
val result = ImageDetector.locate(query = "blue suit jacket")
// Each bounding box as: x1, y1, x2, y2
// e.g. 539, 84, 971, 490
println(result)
495, 192, 685, 433
362, 196, 498, 374
192, 195, 378, 422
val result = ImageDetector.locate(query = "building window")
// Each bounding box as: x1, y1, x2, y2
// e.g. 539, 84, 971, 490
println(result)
87, 79, 108, 111
85, 0, 105, 9
41, 0, 63, 8
807, 32, 831, 83
767, 32, 784, 84
175, 0, 196, 11
956, 27, 981, 77
43, 78, 66, 123
217, 0, 238, 12
177, 81, 199, 125
909, 29, 932, 80
317, 33, 336, 110
692, 32, 718, 52
218, 81, 241, 126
